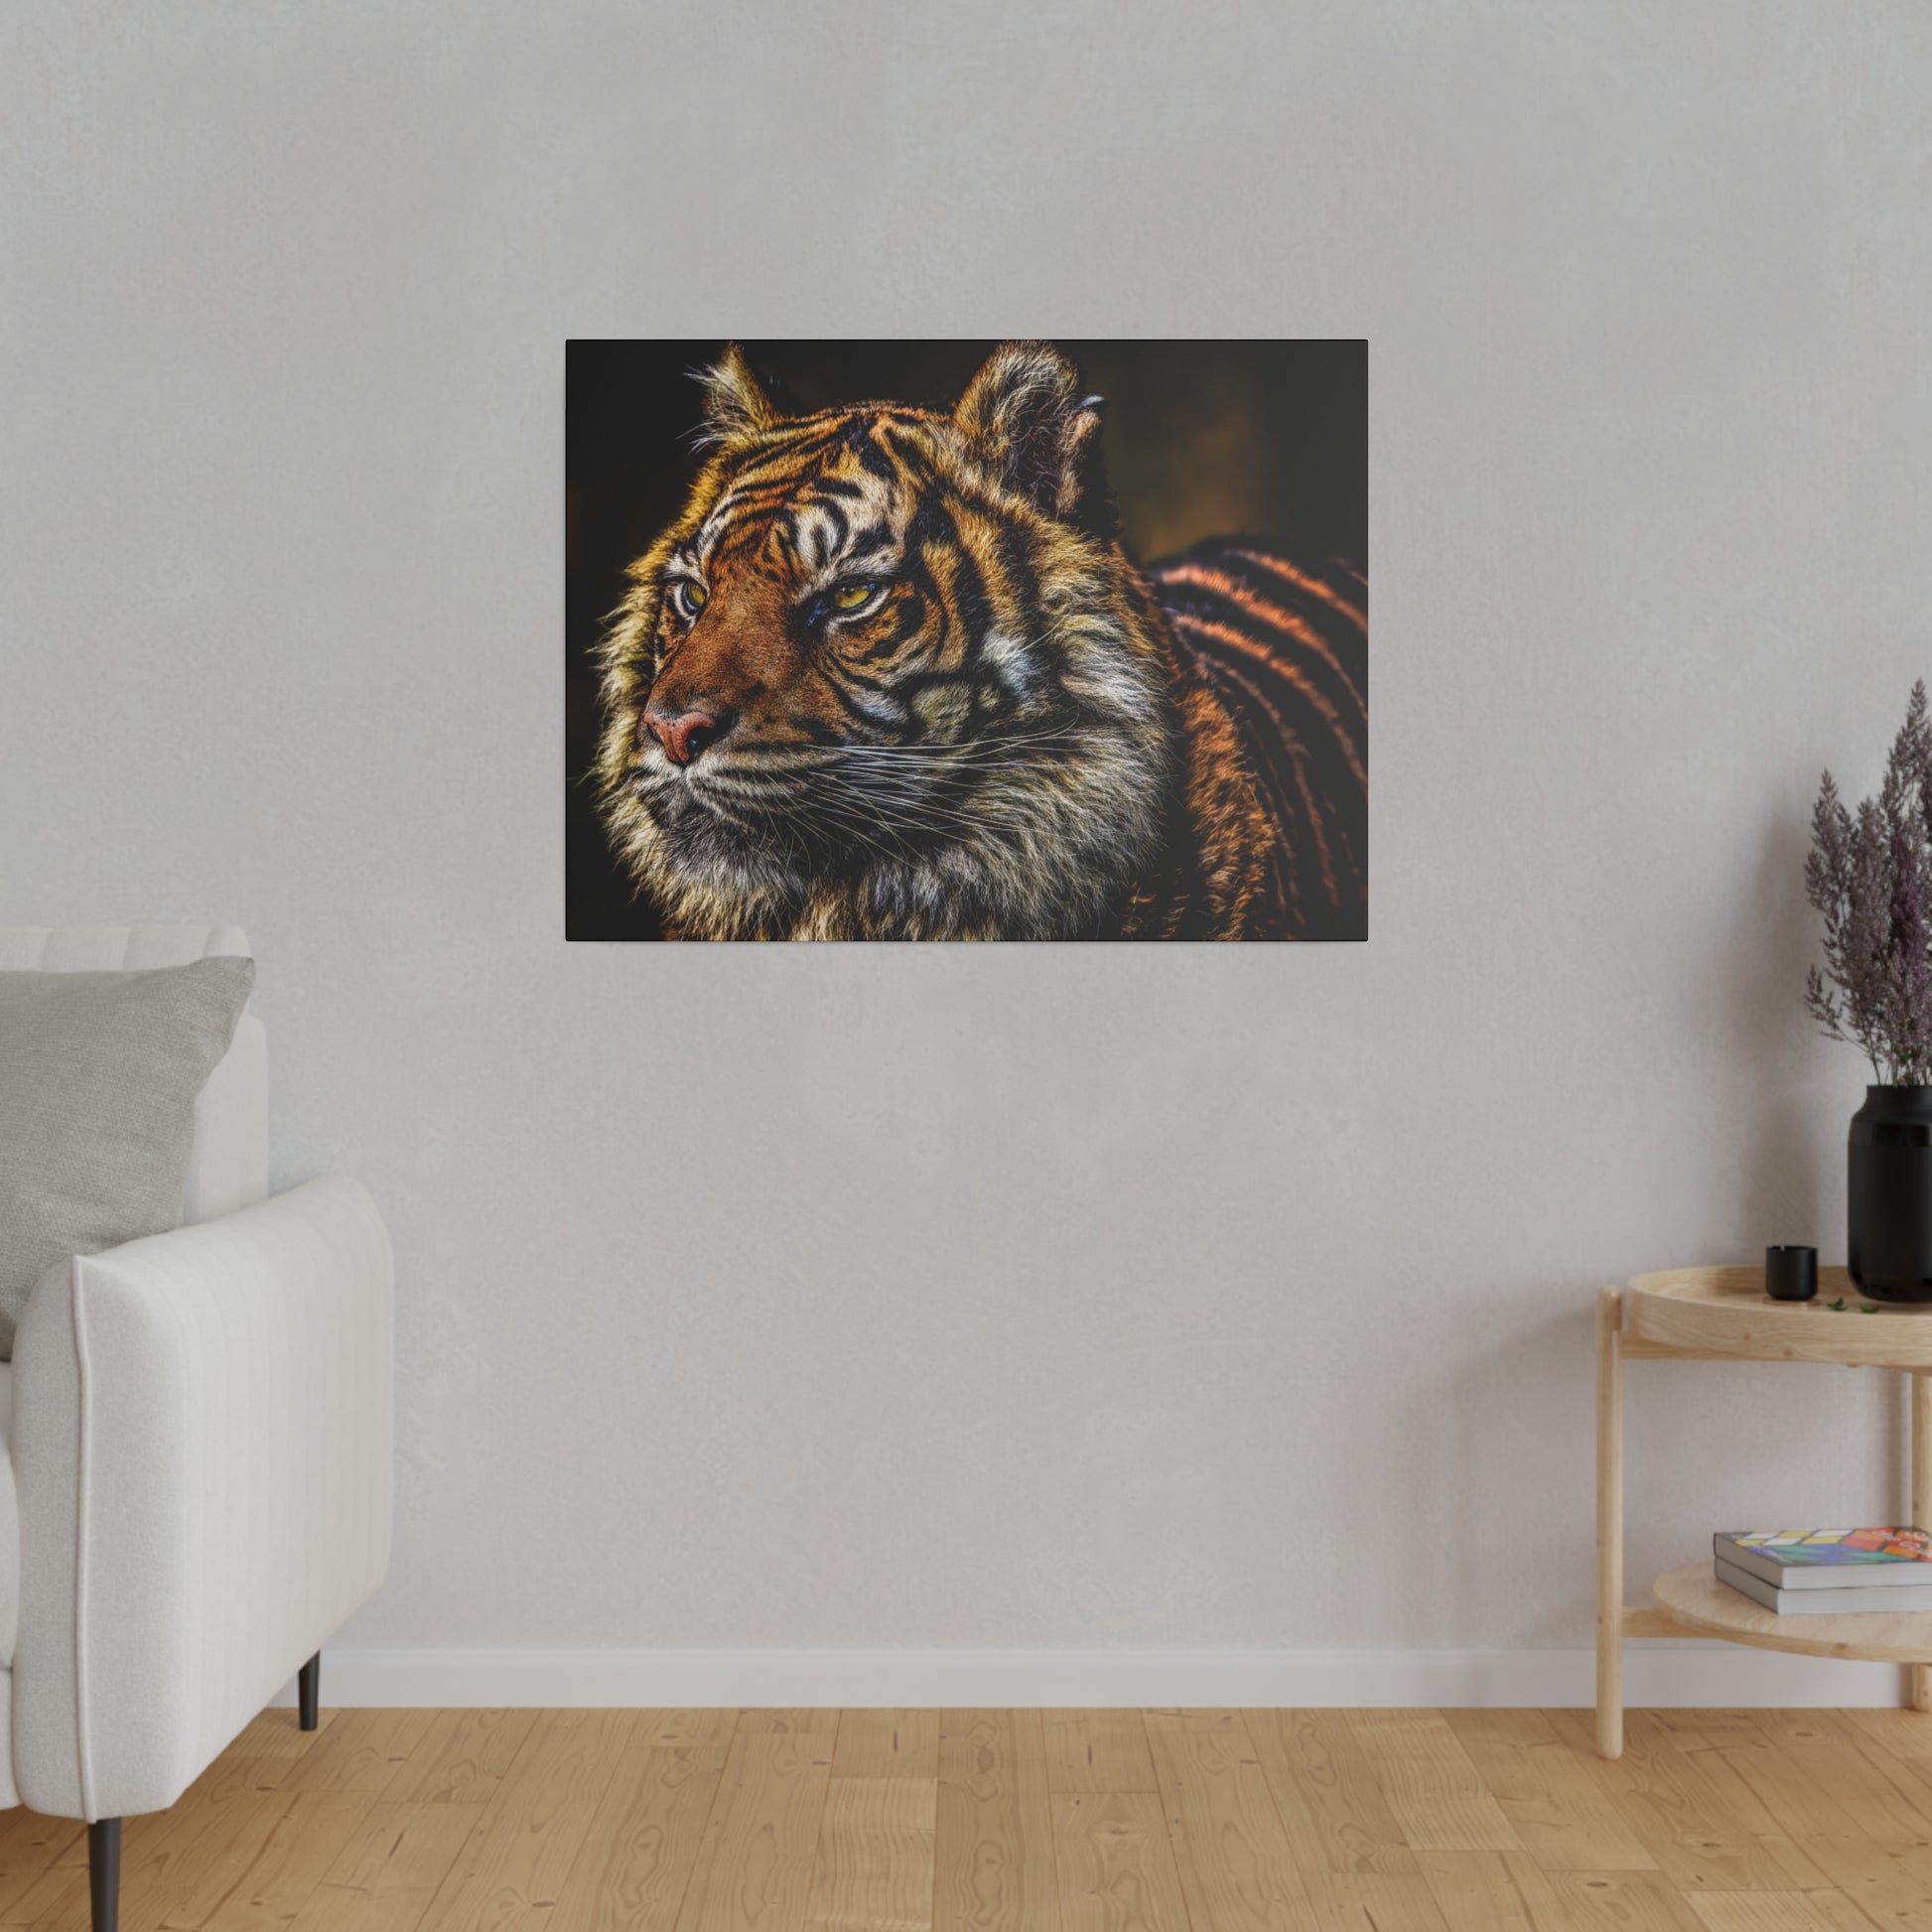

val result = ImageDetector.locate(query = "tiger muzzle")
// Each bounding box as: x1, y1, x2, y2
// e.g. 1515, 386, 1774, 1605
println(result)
643, 704, 733, 766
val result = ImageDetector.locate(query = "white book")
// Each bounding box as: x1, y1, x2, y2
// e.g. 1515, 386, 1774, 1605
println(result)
1716, 1557, 1932, 1616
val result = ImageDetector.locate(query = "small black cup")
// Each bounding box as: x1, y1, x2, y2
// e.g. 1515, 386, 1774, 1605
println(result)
1765, 1245, 1818, 1302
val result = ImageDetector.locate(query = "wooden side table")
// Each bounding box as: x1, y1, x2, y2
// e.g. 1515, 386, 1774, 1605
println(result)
1595, 1266, 1932, 1758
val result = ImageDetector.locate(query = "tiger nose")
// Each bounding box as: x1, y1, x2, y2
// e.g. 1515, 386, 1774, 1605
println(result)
644, 705, 731, 766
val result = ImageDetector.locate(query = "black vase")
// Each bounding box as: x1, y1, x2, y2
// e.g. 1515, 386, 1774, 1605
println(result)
1849, 1085, 1932, 1303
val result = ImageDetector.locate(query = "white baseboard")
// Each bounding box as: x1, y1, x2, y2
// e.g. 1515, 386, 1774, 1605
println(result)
273, 1643, 1914, 1710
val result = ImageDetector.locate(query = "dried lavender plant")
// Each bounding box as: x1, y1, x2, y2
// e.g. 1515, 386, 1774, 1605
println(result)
1806, 681, 1932, 1084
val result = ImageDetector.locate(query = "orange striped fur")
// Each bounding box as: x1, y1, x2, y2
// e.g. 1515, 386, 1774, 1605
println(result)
595, 343, 1367, 939
1149, 543, 1367, 938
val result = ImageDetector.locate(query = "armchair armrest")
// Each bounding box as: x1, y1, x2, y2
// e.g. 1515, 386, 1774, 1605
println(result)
10, 1176, 393, 1820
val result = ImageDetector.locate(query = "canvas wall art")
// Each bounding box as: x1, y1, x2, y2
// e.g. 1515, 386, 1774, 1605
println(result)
566, 341, 1367, 941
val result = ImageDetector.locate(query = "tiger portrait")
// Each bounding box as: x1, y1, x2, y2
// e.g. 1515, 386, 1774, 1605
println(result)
583, 341, 1366, 941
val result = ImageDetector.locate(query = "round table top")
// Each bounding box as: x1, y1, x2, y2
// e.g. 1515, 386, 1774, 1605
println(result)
1625, 1265, 1932, 1367
1653, 1561, 1932, 1663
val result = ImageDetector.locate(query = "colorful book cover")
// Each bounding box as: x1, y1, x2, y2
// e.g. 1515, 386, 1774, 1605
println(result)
1721, 1528, 1932, 1567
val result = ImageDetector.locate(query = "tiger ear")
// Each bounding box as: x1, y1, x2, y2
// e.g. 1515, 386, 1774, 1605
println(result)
695, 344, 782, 442
953, 342, 1110, 529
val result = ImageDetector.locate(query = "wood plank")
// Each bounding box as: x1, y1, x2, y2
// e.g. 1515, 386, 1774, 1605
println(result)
1050, 1794, 1188, 1932
1688, 1736, 1874, 1843
933, 1710, 1061, 1932
1749, 1839, 1843, 1894
804, 1777, 935, 1931
832, 1713, 940, 1782
1835, 1711, 1932, 1836
1297, 1871, 1452, 1931
1543, 1710, 1815, 1894
1535, 1869, 1709, 1931
228, 1710, 334, 1762
1638, 1712, 1770, 1755
1844, 1704, 1932, 1766
270, 1710, 441, 1796
384, 1710, 539, 1805
1591, 1719, 1837, 1892
190, 1754, 291, 1808
286, 1802, 486, 1932
1344, 1712, 1521, 1854
1796, 1836, 1932, 1932
192, 1790, 375, 1929
1141, 1710, 1246, 1736
1040, 1716, 1155, 1795
0, 1814, 83, 1923
1748, 1710, 1932, 1839
8, 1867, 89, 1931
1415, 1851, 1555, 1932
645, 1713, 742, 1748
415, 1709, 634, 1931
1684, 1891, 1876, 1931
107, 1790, 293, 1932
675, 1726, 834, 1932
549, 1744, 728, 1932
739, 1711, 842, 1735
1620, 1733, 1783, 1844
1144, 1710, 1311, 1930
1442, 1709, 1654, 1869
1245, 1708, 1417, 1875
0, 1818, 92, 1932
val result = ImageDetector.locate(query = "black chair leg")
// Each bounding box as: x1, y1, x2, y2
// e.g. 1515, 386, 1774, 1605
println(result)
298, 1651, 321, 1731
89, 1818, 120, 1932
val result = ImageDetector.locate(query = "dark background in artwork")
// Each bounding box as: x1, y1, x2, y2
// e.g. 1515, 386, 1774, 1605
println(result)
565, 340, 1368, 939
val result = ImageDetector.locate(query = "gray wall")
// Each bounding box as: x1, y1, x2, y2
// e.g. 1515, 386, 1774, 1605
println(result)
4, 1, 1930, 1657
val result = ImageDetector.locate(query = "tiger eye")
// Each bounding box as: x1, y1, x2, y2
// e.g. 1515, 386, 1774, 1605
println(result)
833, 581, 876, 611
671, 581, 707, 620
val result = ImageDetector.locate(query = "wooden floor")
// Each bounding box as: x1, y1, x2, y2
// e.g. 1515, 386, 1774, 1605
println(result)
5, 1707, 1932, 1929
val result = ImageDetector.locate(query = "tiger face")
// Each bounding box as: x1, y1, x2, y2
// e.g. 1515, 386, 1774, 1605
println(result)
596, 343, 1177, 940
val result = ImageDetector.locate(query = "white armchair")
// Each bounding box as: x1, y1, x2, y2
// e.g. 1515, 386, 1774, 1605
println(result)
0, 926, 393, 1932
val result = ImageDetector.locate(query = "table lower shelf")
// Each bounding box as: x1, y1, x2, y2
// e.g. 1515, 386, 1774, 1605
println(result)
1649, 1562, 1932, 1664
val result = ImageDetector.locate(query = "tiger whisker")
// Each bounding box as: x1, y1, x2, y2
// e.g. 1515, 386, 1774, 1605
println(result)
761, 795, 918, 869
766, 777, 990, 853
703, 768, 1008, 835
794, 734, 1089, 762
732, 728, 1091, 767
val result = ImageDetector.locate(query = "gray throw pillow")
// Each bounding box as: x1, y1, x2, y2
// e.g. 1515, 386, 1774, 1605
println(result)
0, 956, 256, 1356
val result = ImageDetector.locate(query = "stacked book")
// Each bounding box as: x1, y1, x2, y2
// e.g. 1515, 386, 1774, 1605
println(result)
1716, 1528, 1932, 1614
